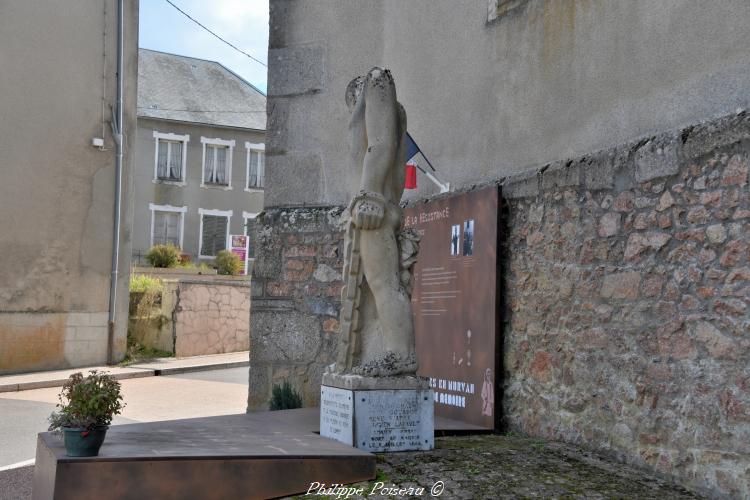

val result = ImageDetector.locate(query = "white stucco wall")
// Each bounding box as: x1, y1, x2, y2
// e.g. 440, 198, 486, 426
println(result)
266, 0, 750, 207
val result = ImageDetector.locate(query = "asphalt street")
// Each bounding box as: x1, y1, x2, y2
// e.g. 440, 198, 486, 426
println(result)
0, 367, 248, 469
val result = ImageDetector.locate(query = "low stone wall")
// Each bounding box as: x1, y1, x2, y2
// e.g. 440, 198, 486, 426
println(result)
248, 207, 345, 409
502, 111, 750, 497
174, 280, 250, 357
129, 271, 251, 357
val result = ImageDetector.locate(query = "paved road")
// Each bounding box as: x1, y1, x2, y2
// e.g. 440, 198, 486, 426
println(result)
0, 367, 248, 468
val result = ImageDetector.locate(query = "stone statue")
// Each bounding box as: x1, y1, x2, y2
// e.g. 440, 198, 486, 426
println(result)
333, 67, 420, 377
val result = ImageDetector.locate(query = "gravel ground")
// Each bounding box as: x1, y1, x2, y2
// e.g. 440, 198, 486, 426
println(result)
293, 434, 701, 499
0, 466, 33, 500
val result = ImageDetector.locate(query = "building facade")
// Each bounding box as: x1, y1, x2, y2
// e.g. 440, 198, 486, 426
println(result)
133, 49, 266, 265
252, 1, 750, 496
0, 0, 139, 373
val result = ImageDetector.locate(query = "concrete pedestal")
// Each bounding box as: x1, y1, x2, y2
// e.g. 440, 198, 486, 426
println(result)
320, 373, 434, 452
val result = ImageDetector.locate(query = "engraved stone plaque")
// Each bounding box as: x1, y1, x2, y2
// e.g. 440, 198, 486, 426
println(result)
320, 386, 354, 445
354, 389, 433, 452
320, 384, 434, 452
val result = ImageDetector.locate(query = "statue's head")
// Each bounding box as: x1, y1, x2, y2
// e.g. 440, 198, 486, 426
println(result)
345, 75, 365, 112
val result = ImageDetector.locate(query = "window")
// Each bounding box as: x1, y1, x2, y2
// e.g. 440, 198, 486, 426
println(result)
243, 211, 258, 259
153, 132, 189, 183
245, 142, 265, 190
199, 208, 232, 258
149, 204, 186, 248
205, 145, 228, 184
201, 137, 235, 188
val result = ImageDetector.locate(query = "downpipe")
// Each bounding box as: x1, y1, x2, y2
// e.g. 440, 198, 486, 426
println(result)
108, 0, 125, 364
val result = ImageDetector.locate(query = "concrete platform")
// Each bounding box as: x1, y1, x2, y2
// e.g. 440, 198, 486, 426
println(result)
32, 410, 375, 500
31, 407, 487, 499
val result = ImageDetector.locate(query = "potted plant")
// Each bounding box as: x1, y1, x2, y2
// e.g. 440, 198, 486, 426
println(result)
48, 370, 125, 457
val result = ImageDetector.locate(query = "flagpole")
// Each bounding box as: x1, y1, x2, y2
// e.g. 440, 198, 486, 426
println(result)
405, 131, 450, 192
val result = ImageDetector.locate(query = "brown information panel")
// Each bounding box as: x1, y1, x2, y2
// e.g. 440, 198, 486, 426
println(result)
404, 186, 499, 429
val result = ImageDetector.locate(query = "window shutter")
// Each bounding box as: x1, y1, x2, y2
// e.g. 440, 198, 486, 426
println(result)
246, 219, 256, 258
202, 215, 227, 256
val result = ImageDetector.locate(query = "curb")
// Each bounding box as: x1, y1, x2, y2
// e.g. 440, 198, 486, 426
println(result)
0, 360, 249, 393
0, 369, 155, 394
0, 459, 35, 472
145, 360, 249, 376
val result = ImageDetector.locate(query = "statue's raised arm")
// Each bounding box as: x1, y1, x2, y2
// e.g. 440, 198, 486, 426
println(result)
334, 68, 419, 377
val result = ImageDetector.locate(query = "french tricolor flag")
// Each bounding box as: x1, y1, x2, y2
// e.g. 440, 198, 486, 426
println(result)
404, 132, 435, 190
404, 132, 449, 193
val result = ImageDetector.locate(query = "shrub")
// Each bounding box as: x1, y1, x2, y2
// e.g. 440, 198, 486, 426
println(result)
48, 371, 125, 431
128, 274, 163, 294
128, 274, 164, 344
215, 250, 242, 275
145, 244, 180, 268
269, 380, 303, 411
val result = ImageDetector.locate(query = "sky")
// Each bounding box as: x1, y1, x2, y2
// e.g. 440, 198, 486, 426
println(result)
139, 0, 269, 93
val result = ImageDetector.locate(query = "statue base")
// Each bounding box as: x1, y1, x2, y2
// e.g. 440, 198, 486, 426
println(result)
320, 373, 434, 452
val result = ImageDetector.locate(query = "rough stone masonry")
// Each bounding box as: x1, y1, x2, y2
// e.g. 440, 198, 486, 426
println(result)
250, 111, 749, 497
503, 111, 750, 498
248, 207, 345, 409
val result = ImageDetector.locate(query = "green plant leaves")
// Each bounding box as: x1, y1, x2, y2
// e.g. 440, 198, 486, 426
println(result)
48, 370, 125, 431
269, 380, 303, 411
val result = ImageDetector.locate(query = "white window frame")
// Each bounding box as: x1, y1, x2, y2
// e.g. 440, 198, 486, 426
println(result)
242, 211, 259, 225
153, 131, 189, 185
148, 203, 187, 249
198, 208, 233, 258
245, 142, 265, 192
200, 137, 235, 190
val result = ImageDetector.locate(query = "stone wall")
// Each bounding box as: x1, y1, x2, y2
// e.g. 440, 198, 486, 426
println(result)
248, 207, 345, 409
174, 280, 250, 357
128, 271, 250, 357
502, 111, 750, 498
247, 111, 748, 496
